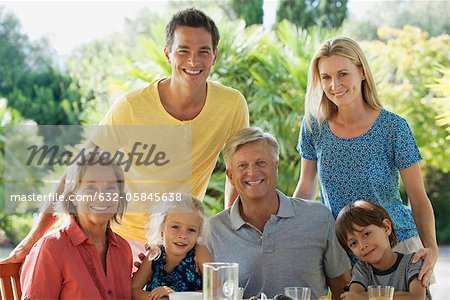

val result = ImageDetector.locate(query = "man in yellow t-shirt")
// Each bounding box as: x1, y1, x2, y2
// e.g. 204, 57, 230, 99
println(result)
3, 7, 248, 264
92, 78, 248, 255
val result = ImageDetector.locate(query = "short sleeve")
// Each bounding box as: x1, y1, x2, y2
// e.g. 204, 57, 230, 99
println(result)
225, 92, 249, 143
394, 118, 422, 170
99, 95, 134, 126
351, 261, 370, 290
297, 117, 317, 161
406, 253, 422, 286
90, 96, 133, 152
323, 211, 352, 278
20, 238, 63, 299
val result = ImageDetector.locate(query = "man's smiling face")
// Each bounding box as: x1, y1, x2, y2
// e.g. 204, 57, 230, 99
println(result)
165, 26, 217, 88
227, 141, 279, 203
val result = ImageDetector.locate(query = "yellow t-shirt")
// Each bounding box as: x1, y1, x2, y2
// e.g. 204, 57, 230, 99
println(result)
92, 79, 249, 242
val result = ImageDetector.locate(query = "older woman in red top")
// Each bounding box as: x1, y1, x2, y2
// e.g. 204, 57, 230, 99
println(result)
21, 150, 132, 299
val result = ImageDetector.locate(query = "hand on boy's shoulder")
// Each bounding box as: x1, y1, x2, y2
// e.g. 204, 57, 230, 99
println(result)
409, 251, 424, 267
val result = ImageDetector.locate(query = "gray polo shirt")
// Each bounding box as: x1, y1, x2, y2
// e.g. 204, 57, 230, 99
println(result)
205, 190, 351, 299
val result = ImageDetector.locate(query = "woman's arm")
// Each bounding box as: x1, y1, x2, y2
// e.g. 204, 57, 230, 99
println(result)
293, 158, 318, 200
0, 170, 70, 264
132, 257, 154, 300
400, 163, 438, 287
0, 211, 59, 263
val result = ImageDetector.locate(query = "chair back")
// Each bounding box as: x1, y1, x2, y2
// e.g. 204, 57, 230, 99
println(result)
0, 263, 21, 300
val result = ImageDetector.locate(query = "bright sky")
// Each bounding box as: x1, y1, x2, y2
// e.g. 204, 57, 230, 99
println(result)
3, 0, 373, 55
3, 1, 168, 55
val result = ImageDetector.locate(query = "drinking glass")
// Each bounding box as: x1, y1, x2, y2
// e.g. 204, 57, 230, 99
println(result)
284, 287, 311, 300
368, 285, 394, 300
203, 262, 239, 300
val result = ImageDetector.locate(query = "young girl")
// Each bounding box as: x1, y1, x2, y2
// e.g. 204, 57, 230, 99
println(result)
132, 195, 212, 300
335, 200, 429, 300
293, 37, 437, 287
20, 150, 132, 299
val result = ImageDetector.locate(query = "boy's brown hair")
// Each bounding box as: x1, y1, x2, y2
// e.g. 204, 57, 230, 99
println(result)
335, 200, 398, 253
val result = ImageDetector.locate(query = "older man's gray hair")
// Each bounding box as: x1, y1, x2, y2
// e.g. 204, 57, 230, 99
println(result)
223, 127, 279, 168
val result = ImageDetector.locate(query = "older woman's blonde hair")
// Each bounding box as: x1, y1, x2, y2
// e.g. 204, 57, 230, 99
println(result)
223, 127, 279, 168
305, 37, 382, 129
59, 149, 127, 224
145, 194, 205, 259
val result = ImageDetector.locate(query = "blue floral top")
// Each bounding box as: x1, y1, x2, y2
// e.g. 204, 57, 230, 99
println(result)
145, 246, 202, 292
297, 109, 421, 242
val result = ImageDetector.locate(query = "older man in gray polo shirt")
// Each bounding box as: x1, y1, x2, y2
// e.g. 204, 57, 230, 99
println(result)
206, 127, 351, 299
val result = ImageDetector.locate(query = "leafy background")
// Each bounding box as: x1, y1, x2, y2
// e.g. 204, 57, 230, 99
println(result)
1, 0, 449, 246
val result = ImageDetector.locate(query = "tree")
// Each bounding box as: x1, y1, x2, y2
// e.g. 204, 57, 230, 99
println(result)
0, 101, 44, 246
0, 6, 83, 125
343, 1, 450, 40
0, 6, 28, 95
276, 0, 348, 29
230, 0, 263, 26
319, 0, 348, 28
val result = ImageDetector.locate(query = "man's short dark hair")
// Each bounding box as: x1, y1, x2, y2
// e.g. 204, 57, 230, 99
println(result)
165, 8, 220, 51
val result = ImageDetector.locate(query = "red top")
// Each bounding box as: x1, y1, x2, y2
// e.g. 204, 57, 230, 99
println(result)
20, 217, 132, 299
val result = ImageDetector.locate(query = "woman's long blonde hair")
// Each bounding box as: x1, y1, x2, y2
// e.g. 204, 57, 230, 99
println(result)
304, 37, 382, 129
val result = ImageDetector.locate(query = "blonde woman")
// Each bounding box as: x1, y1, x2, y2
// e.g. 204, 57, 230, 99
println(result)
293, 37, 437, 288
20, 151, 132, 299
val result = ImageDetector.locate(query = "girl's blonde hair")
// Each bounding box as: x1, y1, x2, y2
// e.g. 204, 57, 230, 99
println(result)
145, 195, 205, 259
59, 148, 127, 224
304, 37, 382, 129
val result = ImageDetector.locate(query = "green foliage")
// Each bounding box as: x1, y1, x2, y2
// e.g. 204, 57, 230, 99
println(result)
0, 101, 47, 246
424, 167, 450, 244
343, 1, 450, 40
428, 66, 450, 140
230, 0, 263, 26
0, 6, 28, 95
7, 69, 82, 125
66, 35, 133, 124
276, 0, 348, 29
0, 99, 46, 207
0, 213, 34, 247
362, 26, 450, 172
0, 6, 83, 125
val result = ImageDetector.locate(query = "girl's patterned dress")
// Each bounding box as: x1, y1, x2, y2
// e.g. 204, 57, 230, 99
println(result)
145, 246, 202, 292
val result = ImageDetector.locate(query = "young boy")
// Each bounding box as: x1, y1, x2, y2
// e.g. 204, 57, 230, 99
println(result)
335, 200, 429, 300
